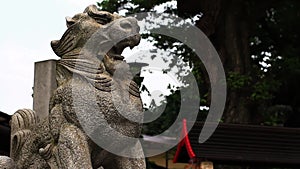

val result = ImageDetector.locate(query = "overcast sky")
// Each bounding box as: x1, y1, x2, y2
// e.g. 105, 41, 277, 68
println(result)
0, 0, 100, 114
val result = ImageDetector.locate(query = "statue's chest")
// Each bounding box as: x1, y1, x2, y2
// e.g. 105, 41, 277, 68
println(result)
61, 78, 142, 112
95, 82, 143, 114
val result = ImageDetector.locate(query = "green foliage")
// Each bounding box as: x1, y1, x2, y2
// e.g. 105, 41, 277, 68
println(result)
227, 72, 251, 90
98, 0, 121, 13
250, 79, 280, 101
142, 90, 181, 135
98, 0, 175, 14
97, 0, 300, 128
249, 0, 300, 121
261, 105, 292, 126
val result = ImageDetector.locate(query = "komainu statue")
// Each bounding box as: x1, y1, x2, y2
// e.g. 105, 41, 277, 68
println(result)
7, 5, 145, 169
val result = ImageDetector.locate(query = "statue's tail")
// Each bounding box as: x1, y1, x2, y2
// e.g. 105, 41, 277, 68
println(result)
10, 109, 39, 160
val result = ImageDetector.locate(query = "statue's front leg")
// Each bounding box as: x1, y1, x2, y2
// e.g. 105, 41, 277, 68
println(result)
57, 124, 92, 169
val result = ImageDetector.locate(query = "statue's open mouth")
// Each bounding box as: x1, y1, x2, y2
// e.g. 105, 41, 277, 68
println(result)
107, 34, 141, 60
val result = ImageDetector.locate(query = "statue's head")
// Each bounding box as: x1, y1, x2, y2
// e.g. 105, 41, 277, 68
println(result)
51, 5, 140, 73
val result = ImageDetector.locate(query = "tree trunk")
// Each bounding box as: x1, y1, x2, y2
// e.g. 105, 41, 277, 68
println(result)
196, 0, 252, 123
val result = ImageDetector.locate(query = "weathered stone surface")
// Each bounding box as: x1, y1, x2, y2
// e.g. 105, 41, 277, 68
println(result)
0, 156, 15, 169
8, 4, 145, 169
33, 60, 57, 119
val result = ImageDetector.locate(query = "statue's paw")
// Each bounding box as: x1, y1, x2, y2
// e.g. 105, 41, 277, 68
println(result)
39, 143, 53, 160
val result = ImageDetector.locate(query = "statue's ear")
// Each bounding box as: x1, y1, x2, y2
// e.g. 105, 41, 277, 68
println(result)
84, 5, 113, 25
66, 17, 76, 28
83, 4, 98, 13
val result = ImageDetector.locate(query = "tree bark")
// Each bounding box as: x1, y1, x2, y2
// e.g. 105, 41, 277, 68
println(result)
196, 0, 252, 123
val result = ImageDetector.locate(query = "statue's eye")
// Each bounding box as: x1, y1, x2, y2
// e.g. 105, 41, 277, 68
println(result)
92, 13, 112, 25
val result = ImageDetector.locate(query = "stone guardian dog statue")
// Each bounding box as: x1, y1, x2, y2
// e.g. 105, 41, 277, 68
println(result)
6, 5, 145, 169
